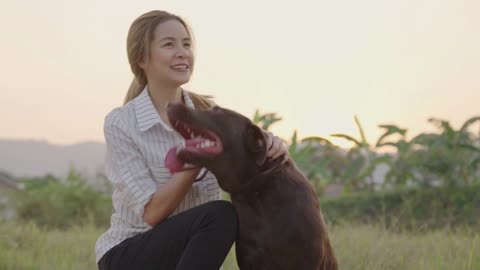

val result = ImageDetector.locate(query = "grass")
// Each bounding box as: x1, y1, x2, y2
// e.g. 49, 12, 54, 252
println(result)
329, 224, 479, 270
0, 221, 99, 270
0, 221, 478, 270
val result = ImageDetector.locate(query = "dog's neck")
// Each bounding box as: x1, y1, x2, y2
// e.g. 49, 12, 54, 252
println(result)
230, 156, 289, 198
258, 156, 287, 176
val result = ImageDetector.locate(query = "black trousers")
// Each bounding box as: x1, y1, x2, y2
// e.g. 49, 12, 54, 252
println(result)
98, 200, 238, 270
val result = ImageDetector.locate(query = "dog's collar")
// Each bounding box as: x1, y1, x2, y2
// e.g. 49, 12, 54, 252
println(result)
230, 157, 288, 197
256, 156, 286, 177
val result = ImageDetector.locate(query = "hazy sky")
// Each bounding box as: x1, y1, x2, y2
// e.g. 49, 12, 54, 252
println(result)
1, 0, 479, 148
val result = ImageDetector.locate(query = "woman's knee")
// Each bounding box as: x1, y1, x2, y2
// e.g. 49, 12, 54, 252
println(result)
201, 200, 238, 231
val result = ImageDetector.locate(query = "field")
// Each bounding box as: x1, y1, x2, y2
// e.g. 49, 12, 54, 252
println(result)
0, 221, 478, 270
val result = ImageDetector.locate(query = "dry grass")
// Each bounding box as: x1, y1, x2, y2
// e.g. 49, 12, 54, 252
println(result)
0, 221, 478, 270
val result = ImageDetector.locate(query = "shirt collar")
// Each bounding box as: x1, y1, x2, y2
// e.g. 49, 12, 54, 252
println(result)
133, 85, 196, 132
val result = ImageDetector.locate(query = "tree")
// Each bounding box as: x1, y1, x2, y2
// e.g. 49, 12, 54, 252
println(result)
331, 115, 390, 192
407, 116, 480, 186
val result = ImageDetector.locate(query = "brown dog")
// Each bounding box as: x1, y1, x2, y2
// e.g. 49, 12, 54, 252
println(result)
166, 103, 338, 270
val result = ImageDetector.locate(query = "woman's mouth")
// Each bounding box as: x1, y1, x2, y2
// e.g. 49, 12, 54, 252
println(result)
171, 64, 189, 72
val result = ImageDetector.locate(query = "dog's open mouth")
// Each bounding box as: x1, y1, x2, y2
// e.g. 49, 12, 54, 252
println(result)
164, 103, 224, 174
171, 119, 223, 156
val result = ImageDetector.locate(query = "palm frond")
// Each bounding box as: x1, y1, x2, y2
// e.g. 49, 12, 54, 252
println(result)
460, 116, 480, 132
331, 133, 362, 147
354, 115, 368, 146
376, 124, 407, 147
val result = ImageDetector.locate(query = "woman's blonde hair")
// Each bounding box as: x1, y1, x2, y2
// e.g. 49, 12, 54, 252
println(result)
123, 10, 213, 111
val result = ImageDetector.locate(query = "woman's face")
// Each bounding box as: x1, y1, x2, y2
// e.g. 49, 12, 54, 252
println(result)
141, 20, 194, 87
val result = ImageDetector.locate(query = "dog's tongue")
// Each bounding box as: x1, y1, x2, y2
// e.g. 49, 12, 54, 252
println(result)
165, 140, 201, 174
165, 139, 217, 174
165, 146, 185, 174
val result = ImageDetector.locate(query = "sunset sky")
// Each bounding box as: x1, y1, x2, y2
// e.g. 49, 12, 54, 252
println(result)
1, 0, 479, 148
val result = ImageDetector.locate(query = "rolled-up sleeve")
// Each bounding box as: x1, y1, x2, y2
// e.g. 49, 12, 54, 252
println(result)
104, 110, 157, 218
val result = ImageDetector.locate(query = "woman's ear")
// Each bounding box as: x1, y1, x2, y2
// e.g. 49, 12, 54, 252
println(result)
138, 60, 145, 69
138, 55, 149, 69
245, 124, 267, 166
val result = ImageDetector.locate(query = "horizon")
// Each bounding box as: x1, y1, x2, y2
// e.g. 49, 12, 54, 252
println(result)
1, 0, 479, 149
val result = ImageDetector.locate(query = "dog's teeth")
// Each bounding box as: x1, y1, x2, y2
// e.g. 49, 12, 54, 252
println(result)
201, 140, 214, 147
196, 140, 216, 149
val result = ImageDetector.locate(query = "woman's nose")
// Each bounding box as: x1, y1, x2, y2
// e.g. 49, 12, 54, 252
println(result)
175, 47, 190, 58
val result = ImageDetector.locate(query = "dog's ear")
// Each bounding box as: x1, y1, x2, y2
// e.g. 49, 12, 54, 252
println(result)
246, 124, 268, 166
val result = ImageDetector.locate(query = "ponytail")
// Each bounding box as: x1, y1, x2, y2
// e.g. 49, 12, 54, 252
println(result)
186, 90, 215, 111
123, 78, 146, 105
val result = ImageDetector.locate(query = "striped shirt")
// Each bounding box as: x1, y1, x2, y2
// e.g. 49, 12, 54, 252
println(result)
95, 86, 222, 263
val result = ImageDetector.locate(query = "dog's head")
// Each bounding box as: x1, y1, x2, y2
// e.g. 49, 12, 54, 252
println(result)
166, 103, 268, 193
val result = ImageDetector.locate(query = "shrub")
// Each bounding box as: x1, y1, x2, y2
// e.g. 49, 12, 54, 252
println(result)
16, 168, 112, 229
321, 183, 480, 231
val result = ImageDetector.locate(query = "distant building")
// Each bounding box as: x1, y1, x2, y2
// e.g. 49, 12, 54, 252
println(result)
0, 171, 21, 221
0, 171, 23, 190
323, 183, 344, 198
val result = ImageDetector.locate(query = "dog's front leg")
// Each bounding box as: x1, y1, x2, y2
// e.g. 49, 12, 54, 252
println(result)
235, 243, 267, 270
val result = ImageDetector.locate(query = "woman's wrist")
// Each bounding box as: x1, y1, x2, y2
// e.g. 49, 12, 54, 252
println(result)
173, 166, 201, 183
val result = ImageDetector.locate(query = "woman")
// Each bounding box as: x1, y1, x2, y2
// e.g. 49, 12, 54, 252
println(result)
95, 10, 288, 270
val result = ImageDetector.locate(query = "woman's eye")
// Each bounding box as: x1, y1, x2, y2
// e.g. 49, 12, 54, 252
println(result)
163, 42, 173, 47
184, 43, 191, 48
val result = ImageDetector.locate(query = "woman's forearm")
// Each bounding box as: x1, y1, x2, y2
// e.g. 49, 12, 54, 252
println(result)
143, 168, 200, 227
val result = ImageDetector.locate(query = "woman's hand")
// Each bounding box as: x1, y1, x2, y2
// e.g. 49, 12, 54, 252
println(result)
264, 131, 289, 162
